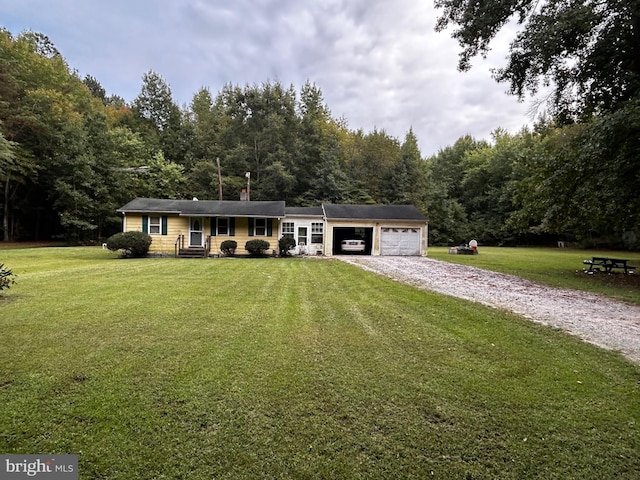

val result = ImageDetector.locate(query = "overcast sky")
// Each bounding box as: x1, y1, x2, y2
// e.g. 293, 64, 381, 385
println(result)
2, 0, 537, 156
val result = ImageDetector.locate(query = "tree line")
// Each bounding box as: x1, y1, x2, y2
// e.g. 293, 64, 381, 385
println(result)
1, 24, 638, 248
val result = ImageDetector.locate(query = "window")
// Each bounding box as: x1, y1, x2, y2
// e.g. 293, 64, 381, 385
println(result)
255, 218, 267, 236
149, 216, 161, 234
311, 222, 323, 243
218, 217, 229, 235
142, 215, 167, 235
282, 222, 294, 238
249, 218, 271, 236
212, 217, 235, 236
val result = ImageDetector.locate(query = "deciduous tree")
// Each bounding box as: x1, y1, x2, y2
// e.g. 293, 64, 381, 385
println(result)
435, 0, 640, 121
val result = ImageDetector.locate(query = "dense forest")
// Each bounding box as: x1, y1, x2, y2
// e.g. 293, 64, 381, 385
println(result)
1, 20, 639, 247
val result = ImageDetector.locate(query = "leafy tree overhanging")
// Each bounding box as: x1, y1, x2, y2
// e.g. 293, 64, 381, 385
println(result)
435, 0, 640, 121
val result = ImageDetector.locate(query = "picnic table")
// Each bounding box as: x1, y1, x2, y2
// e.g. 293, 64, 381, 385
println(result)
583, 257, 637, 274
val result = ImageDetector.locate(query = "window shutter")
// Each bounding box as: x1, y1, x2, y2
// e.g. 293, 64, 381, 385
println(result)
267, 218, 273, 236
142, 215, 149, 234
161, 216, 168, 235
248, 218, 254, 236
229, 218, 235, 236
210, 217, 216, 236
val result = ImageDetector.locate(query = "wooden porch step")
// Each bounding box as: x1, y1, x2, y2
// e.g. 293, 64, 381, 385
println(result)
178, 247, 207, 258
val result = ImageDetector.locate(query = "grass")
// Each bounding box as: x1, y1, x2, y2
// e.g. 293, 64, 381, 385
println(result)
428, 246, 640, 305
1, 247, 639, 479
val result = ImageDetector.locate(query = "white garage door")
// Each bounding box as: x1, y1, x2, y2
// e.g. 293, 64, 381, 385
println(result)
380, 228, 421, 255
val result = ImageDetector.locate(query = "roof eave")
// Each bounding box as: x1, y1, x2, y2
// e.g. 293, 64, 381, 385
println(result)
117, 209, 182, 215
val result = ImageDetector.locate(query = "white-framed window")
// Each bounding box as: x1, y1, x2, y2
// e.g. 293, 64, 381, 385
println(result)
311, 222, 324, 243
149, 216, 161, 234
282, 222, 294, 238
217, 217, 229, 235
255, 218, 267, 236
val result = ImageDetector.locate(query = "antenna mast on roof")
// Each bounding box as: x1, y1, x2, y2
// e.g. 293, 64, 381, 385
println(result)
216, 157, 223, 201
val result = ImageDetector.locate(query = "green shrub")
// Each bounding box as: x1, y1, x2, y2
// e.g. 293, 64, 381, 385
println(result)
0, 263, 16, 291
278, 236, 296, 256
245, 239, 270, 256
220, 240, 238, 256
106, 231, 152, 258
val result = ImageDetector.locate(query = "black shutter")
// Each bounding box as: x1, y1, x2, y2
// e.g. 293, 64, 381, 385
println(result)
161, 216, 168, 235
229, 218, 235, 236
267, 218, 273, 236
210, 217, 216, 236
142, 215, 149, 234
248, 218, 254, 236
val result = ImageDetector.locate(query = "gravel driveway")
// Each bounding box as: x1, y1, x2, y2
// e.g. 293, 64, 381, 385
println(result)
338, 256, 640, 364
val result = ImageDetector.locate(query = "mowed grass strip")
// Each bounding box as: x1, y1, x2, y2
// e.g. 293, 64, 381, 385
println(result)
428, 246, 640, 305
1, 247, 639, 479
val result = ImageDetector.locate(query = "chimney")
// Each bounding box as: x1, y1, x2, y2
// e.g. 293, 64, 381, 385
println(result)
240, 189, 248, 201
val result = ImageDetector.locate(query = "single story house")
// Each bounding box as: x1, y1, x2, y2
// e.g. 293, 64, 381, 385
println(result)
116, 198, 428, 256
116, 198, 285, 256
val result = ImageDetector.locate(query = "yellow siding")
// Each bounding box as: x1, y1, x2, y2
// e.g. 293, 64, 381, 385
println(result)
123, 214, 189, 255
210, 217, 280, 255
123, 214, 280, 256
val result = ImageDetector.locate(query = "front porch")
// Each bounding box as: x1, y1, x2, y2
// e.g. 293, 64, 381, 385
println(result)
174, 234, 214, 258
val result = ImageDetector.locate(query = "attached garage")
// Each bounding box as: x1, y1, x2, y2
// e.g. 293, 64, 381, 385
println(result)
323, 204, 428, 257
380, 227, 421, 255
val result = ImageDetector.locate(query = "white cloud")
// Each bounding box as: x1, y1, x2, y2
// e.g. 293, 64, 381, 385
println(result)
2, 0, 536, 155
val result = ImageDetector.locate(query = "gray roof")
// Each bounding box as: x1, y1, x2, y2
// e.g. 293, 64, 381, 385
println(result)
284, 206, 324, 216
117, 198, 426, 222
322, 204, 427, 221
117, 198, 286, 217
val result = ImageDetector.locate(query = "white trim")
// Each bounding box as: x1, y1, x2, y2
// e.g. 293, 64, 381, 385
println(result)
149, 215, 162, 235
189, 217, 204, 247
279, 218, 325, 255
254, 218, 268, 236
216, 217, 230, 236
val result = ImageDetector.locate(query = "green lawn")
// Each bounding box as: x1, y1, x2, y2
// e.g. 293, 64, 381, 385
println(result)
428, 246, 640, 305
1, 247, 639, 479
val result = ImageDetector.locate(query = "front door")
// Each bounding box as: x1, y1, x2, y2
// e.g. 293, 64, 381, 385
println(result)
297, 227, 308, 254
189, 217, 203, 246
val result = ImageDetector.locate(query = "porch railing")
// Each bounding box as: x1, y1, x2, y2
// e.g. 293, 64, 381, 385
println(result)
175, 234, 213, 258
204, 235, 212, 257
174, 234, 185, 257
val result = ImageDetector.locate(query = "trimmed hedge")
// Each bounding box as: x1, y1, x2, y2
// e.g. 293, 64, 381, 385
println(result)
220, 240, 237, 256
245, 239, 270, 256
106, 231, 152, 258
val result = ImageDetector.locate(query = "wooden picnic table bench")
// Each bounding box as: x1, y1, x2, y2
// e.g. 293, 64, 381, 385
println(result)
583, 257, 637, 274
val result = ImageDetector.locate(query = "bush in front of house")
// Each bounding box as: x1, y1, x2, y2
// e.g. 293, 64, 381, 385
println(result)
106, 231, 152, 258
220, 240, 237, 256
0, 264, 16, 291
245, 239, 270, 256
278, 236, 296, 257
